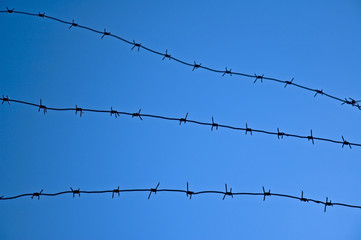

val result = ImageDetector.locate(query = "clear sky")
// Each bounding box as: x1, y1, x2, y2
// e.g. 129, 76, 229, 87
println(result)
1, 0, 361, 239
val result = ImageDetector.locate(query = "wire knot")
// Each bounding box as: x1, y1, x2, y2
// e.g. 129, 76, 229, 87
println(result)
1, 95, 10, 105
31, 189, 43, 200
222, 67, 232, 77
112, 186, 120, 198
314, 89, 324, 97
132, 109, 142, 120
148, 182, 160, 199
262, 186, 271, 201
131, 40, 141, 51
110, 107, 120, 118
186, 182, 194, 199
162, 50, 171, 60
38, 12, 45, 17
211, 116, 218, 131
254, 74, 264, 83
192, 61, 201, 71
277, 128, 285, 139
324, 197, 333, 212
284, 78, 294, 88
38, 99, 47, 114
101, 29, 110, 39
69, 19, 78, 29
341, 136, 352, 149
6, 7, 14, 13
179, 112, 188, 125
342, 97, 360, 109
70, 187, 80, 198
222, 184, 233, 200
75, 105, 83, 117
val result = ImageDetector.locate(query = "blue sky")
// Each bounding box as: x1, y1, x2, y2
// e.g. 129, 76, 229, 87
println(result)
1, 0, 361, 239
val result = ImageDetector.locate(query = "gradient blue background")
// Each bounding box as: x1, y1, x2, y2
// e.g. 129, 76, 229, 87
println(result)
1, 0, 361, 239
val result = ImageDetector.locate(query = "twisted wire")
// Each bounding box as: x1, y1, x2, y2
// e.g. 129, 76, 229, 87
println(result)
1, 96, 359, 148
0, 184, 359, 212
1, 8, 360, 111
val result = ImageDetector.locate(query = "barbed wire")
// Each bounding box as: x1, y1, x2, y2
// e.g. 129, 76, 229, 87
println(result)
0, 183, 359, 212
1, 8, 360, 111
1, 96, 359, 148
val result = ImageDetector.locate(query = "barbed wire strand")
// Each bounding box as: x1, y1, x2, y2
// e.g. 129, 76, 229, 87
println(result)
0, 183, 359, 212
1, 96, 359, 148
1, 8, 360, 111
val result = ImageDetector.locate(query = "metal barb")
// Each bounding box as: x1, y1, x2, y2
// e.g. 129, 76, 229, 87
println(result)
131, 40, 141, 51
324, 197, 333, 212
222, 184, 233, 200
162, 49, 171, 60
262, 186, 271, 201
132, 109, 142, 120
307, 129, 315, 145
101, 29, 110, 39
284, 78, 294, 88
148, 182, 160, 199
112, 186, 120, 198
300, 191, 308, 202
192, 61, 201, 71
70, 187, 80, 198
75, 105, 83, 117
342, 136, 352, 149
69, 19, 78, 29
38, 12, 45, 17
245, 123, 252, 135
31, 189, 43, 200
186, 182, 194, 199
110, 107, 119, 118
222, 67, 232, 77
254, 74, 264, 83
6, 7, 14, 13
1, 95, 10, 105
211, 116, 218, 131
314, 89, 324, 97
277, 128, 284, 139
179, 112, 188, 125
38, 99, 47, 114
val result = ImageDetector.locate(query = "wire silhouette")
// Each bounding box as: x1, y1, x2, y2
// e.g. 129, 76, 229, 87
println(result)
1, 183, 360, 212
1, 8, 360, 111
1, 96, 360, 148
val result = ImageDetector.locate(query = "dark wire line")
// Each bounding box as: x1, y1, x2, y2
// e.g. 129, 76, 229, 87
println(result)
1, 8, 360, 111
0, 184, 359, 212
1, 96, 359, 148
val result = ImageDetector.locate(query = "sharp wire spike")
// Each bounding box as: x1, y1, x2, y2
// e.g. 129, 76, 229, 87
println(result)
284, 77, 294, 88
38, 99, 47, 114
308, 129, 314, 145
222, 67, 232, 77
70, 187, 80, 198
179, 112, 188, 125
162, 49, 171, 60
277, 128, 284, 139
38, 12, 45, 17
131, 40, 141, 51
192, 61, 201, 71
186, 182, 194, 199
262, 186, 271, 201
2, 95, 10, 105
112, 186, 120, 198
254, 74, 264, 83
211, 116, 218, 131
132, 109, 142, 120
101, 28, 110, 39
6, 7, 14, 13
314, 89, 324, 97
148, 182, 160, 199
245, 123, 252, 135
75, 105, 83, 117
69, 19, 78, 29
